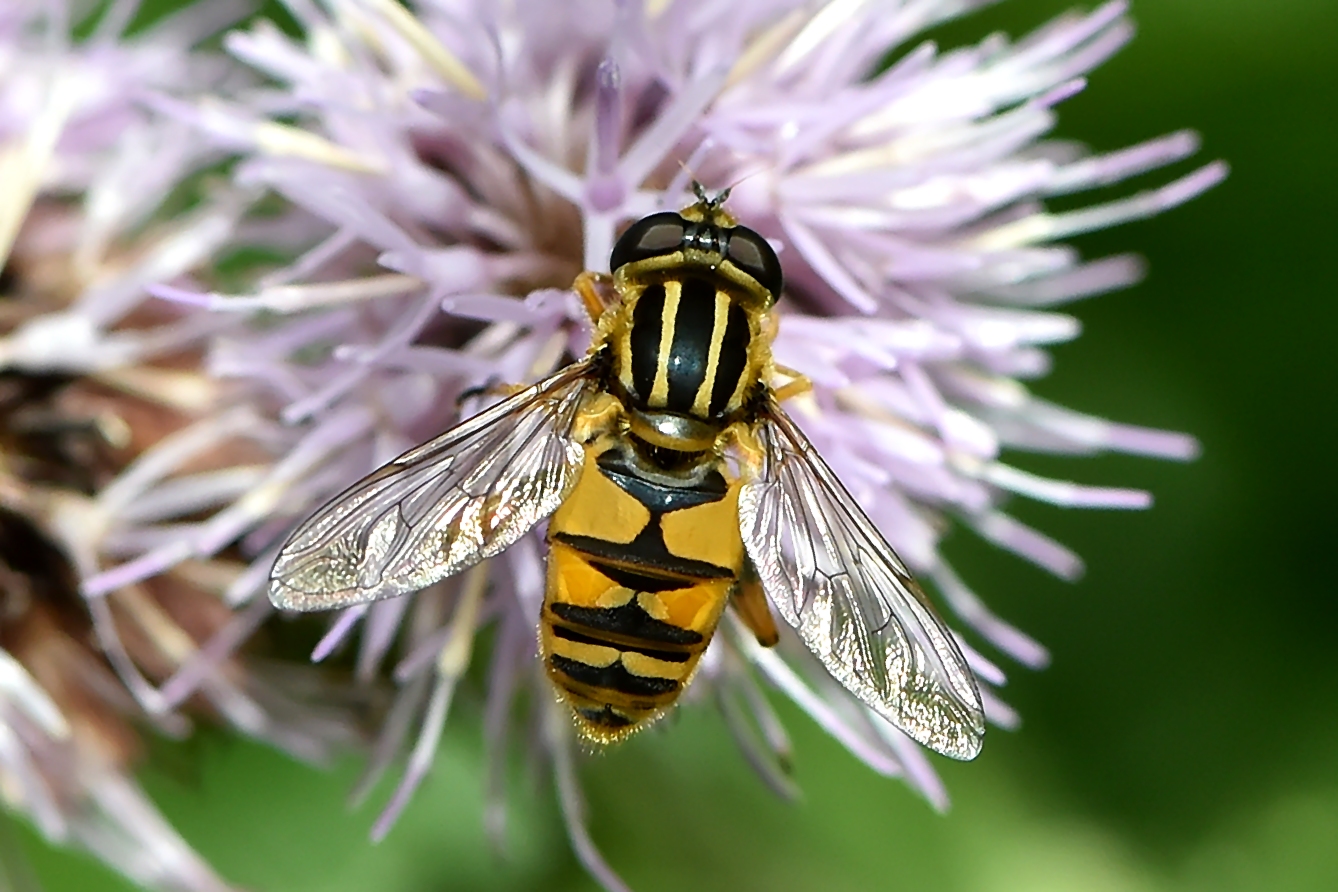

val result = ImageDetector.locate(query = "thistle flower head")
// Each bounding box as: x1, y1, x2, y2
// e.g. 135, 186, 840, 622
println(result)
0, 3, 361, 888
92, 1, 1222, 889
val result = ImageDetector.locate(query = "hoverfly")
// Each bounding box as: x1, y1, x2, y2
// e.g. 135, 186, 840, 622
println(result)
269, 187, 985, 759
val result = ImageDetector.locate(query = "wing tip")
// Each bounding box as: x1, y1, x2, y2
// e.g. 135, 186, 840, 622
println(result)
268, 578, 351, 612
951, 710, 988, 761
952, 730, 985, 762
916, 725, 985, 762
884, 702, 987, 762
267, 579, 307, 611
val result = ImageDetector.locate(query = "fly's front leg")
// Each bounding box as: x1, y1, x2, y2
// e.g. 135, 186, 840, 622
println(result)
572, 271, 614, 324
457, 366, 571, 410
771, 364, 813, 403
456, 379, 527, 407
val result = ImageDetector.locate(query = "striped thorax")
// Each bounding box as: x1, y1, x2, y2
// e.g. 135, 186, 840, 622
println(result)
601, 196, 781, 450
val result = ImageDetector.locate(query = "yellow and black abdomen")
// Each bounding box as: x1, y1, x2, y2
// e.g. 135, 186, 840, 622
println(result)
541, 443, 744, 741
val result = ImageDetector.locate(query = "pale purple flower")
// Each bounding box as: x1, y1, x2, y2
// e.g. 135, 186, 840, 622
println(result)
105, 1, 1221, 889
1, 2, 357, 889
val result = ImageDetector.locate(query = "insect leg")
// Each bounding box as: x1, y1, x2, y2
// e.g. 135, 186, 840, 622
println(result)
570, 391, 623, 444
731, 558, 779, 647
572, 271, 613, 323
456, 379, 527, 407
771, 366, 813, 402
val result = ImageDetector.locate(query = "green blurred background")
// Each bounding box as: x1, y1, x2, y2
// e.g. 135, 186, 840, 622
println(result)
17, 0, 1338, 889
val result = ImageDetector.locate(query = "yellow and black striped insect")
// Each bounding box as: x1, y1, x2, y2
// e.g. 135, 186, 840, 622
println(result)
269, 187, 985, 759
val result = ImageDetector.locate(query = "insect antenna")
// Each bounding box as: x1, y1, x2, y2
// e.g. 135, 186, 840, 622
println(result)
691, 177, 709, 204
687, 177, 734, 212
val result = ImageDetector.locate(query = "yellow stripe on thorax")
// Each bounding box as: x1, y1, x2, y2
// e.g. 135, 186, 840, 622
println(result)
691, 288, 731, 416
647, 280, 680, 408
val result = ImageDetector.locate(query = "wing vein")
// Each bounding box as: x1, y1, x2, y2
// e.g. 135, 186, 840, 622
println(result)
738, 398, 985, 760
269, 361, 597, 611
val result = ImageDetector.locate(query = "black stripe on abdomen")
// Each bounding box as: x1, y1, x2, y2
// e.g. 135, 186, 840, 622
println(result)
549, 600, 704, 645
553, 527, 733, 580
550, 623, 691, 663
576, 706, 635, 730
596, 448, 729, 513
549, 655, 679, 697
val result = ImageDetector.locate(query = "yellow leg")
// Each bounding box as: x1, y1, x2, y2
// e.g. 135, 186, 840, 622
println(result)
771, 367, 813, 403
728, 421, 766, 477
573, 271, 613, 323
571, 392, 623, 443
732, 561, 779, 648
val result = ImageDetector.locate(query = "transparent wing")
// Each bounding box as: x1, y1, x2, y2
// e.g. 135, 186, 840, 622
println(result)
738, 401, 985, 760
269, 361, 597, 611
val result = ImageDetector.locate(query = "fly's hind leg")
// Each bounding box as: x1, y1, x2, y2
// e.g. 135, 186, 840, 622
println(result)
573, 271, 614, 324
732, 559, 780, 648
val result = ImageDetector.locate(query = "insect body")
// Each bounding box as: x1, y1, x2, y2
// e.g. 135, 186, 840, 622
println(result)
540, 438, 746, 738
270, 189, 986, 758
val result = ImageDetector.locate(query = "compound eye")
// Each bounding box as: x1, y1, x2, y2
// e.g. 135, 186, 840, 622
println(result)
725, 225, 783, 301
609, 212, 687, 273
